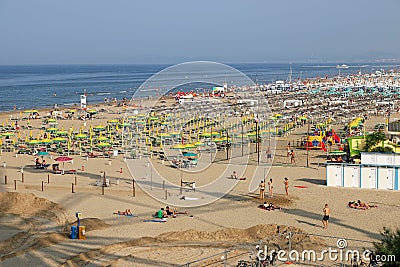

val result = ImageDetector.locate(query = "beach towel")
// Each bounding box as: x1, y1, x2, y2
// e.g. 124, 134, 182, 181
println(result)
114, 214, 137, 217
180, 196, 200, 200
294, 185, 308, 188
143, 219, 167, 223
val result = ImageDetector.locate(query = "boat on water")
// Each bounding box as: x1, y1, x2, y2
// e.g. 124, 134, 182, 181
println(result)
336, 64, 349, 69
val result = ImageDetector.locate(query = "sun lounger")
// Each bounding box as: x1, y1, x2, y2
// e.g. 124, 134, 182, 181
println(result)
143, 219, 167, 223
95, 178, 110, 187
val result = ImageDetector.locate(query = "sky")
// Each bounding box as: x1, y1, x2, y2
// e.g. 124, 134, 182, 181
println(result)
0, 0, 399, 64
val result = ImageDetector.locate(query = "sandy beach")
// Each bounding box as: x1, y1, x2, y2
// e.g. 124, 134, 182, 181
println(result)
0, 96, 399, 267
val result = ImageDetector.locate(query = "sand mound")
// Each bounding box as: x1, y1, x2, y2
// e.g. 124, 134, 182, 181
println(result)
251, 194, 296, 206
0, 193, 110, 262
158, 224, 323, 250
61, 224, 325, 267
0, 192, 67, 226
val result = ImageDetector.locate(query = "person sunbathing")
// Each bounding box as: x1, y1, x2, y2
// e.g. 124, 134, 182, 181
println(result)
348, 201, 363, 209
259, 202, 282, 211
231, 171, 238, 179
114, 209, 132, 215
166, 206, 188, 217
357, 200, 377, 210
348, 201, 377, 210
155, 208, 168, 218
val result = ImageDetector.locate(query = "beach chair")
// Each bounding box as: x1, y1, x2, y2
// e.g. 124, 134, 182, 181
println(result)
95, 178, 110, 187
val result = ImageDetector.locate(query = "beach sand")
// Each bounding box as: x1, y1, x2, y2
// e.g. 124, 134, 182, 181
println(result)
0, 103, 399, 266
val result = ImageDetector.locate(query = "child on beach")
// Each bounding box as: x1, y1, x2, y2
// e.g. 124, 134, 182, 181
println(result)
284, 177, 289, 196
259, 180, 265, 200
268, 179, 273, 197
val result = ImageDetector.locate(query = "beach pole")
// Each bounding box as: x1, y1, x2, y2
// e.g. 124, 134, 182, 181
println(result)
21, 172, 24, 183
241, 122, 244, 157
165, 189, 167, 200
47, 174, 50, 184
132, 179, 135, 197
72, 183, 75, 193
226, 130, 229, 160
223, 250, 228, 267
74, 176, 77, 185
4, 175, 7, 185
162, 180, 165, 190
42, 181, 44, 192
102, 185, 104, 195
14, 180, 16, 190
306, 119, 310, 168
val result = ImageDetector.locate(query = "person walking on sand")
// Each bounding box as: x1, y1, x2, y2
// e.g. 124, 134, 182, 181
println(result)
266, 147, 272, 162
322, 204, 330, 229
268, 178, 273, 197
290, 150, 296, 164
287, 143, 291, 158
284, 177, 289, 196
259, 180, 266, 200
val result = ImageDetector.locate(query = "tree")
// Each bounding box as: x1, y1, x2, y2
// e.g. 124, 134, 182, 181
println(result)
364, 131, 387, 152
373, 227, 400, 266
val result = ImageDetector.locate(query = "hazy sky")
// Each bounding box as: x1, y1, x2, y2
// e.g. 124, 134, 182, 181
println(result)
0, 0, 399, 64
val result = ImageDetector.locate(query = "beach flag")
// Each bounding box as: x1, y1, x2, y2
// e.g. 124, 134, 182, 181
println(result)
332, 130, 341, 143
320, 141, 327, 152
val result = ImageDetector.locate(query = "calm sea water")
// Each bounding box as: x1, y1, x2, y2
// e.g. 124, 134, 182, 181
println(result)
0, 63, 398, 112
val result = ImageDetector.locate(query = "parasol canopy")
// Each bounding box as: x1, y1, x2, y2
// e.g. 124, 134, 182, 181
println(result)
55, 156, 73, 162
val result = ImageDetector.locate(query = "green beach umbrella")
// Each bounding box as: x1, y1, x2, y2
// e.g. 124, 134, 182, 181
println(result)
75, 133, 88, 139
158, 133, 171, 138
39, 139, 53, 144
1, 132, 15, 137
46, 127, 58, 132
97, 142, 111, 148
55, 131, 68, 136
184, 143, 196, 149
201, 132, 220, 137
119, 122, 131, 127
96, 136, 109, 141
94, 125, 106, 131
52, 137, 67, 143
171, 144, 187, 150
26, 140, 40, 145
36, 151, 50, 157
107, 119, 119, 124
193, 141, 205, 147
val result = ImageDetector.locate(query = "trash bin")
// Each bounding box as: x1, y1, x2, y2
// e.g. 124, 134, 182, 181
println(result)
78, 226, 86, 240
70, 226, 78, 239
